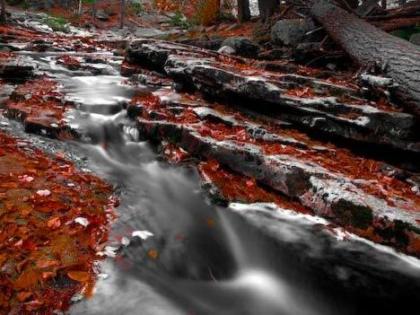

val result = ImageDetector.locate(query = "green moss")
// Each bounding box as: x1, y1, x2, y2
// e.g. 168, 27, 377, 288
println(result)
391, 26, 420, 41
169, 11, 193, 30
43, 16, 70, 33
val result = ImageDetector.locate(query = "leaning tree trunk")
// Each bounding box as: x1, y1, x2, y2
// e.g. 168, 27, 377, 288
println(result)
238, 0, 251, 22
310, 0, 420, 118
258, 0, 279, 21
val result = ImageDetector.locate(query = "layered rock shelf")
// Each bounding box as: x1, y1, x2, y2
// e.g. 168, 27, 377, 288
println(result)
123, 40, 420, 256
126, 39, 419, 155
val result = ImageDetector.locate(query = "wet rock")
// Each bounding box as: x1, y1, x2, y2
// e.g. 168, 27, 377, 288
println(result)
125, 40, 419, 154
178, 37, 224, 51
271, 19, 316, 46
0, 57, 34, 82
220, 37, 260, 58
133, 27, 181, 39
409, 33, 420, 46
134, 118, 420, 256
218, 46, 236, 55
95, 9, 110, 21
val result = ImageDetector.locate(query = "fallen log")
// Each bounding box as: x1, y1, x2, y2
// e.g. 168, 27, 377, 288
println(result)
310, 0, 420, 118
374, 16, 420, 32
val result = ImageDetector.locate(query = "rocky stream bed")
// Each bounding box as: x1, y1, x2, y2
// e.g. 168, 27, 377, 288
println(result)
1, 11, 420, 315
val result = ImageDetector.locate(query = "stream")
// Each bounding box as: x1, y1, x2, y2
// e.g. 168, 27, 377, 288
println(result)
9, 50, 420, 315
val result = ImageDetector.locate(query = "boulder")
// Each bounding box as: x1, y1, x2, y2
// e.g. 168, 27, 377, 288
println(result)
95, 9, 110, 21
218, 46, 236, 55
409, 33, 420, 46
271, 19, 315, 46
221, 37, 260, 58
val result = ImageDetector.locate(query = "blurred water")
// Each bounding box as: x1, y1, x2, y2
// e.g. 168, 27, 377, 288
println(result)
20, 51, 420, 315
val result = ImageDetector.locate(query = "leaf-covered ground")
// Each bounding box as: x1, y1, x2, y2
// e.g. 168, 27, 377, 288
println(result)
0, 132, 116, 314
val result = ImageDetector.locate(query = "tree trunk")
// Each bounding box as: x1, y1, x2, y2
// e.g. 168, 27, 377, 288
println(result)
92, 0, 97, 20
0, 0, 6, 24
258, 0, 279, 21
381, 0, 387, 9
310, 0, 420, 118
120, 0, 125, 29
78, 0, 83, 16
237, 0, 251, 22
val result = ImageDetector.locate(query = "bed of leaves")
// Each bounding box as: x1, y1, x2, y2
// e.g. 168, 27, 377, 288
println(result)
0, 132, 116, 314
4, 77, 74, 138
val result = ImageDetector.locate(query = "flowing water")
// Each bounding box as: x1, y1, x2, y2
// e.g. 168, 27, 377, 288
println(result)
14, 51, 420, 315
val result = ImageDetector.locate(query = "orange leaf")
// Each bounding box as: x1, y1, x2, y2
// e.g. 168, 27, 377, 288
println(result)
36, 259, 59, 269
0, 254, 7, 267
17, 291, 33, 302
147, 249, 159, 260
14, 269, 39, 289
47, 217, 61, 229
67, 271, 90, 282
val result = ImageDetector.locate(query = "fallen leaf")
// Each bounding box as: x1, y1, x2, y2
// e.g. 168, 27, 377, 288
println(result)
131, 230, 154, 240
17, 291, 33, 302
47, 217, 61, 229
147, 249, 159, 260
14, 269, 38, 289
74, 217, 89, 227
19, 175, 34, 183
36, 189, 51, 197
36, 259, 59, 269
67, 271, 90, 282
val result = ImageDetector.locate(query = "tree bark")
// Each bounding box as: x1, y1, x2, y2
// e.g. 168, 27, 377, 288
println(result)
374, 16, 420, 32
237, 0, 251, 22
120, 0, 125, 29
78, 0, 83, 16
0, 0, 6, 24
92, 0, 97, 20
310, 0, 420, 118
258, 0, 279, 21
